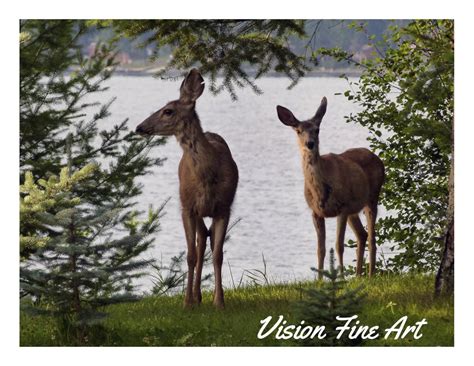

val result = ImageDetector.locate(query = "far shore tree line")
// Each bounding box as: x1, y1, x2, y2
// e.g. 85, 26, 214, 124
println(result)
20, 19, 453, 343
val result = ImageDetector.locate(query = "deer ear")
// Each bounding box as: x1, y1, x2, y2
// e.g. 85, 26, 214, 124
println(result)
313, 96, 327, 125
179, 68, 205, 103
276, 105, 299, 127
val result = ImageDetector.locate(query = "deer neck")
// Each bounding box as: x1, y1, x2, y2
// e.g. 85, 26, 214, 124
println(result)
176, 113, 217, 175
301, 147, 326, 199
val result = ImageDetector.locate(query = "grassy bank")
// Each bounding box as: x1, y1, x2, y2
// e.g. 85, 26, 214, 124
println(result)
20, 274, 453, 346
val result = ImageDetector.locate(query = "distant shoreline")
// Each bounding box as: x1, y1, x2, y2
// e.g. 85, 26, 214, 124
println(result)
112, 66, 362, 78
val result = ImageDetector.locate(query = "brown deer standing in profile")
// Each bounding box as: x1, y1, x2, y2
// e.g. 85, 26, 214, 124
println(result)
276, 97, 384, 277
136, 69, 238, 308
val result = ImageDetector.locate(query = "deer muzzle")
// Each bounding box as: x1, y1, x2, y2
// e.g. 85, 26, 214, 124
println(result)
135, 124, 150, 136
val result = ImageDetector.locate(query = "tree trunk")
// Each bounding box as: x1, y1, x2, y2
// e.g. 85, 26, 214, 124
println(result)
435, 149, 454, 296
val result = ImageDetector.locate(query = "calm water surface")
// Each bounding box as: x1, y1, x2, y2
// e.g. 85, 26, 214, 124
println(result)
100, 75, 389, 290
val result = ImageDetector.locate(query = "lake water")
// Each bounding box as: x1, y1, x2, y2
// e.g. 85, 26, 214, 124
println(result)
100, 75, 388, 290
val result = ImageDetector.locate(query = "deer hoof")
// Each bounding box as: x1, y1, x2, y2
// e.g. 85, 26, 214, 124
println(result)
183, 296, 196, 309
213, 298, 225, 310
193, 293, 202, 305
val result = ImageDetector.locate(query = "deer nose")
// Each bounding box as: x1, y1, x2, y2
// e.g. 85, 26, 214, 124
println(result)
306, 141, 315, 150
136, 125, 146, 134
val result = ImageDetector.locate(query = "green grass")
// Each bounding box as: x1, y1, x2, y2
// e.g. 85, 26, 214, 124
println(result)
20, 274, 453, 346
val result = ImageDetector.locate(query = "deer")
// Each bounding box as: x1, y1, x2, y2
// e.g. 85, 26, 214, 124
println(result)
135, 69, 238, 309
276, 97, 384, 278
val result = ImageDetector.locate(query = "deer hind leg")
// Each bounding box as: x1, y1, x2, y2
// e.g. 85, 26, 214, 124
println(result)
209, 221, 215, 252
364, 203, 378, 277
210, 214, 229, 309
193, 218, 208, 304
182, 211, 197, 308
312, 212, 326, 280
335, 214, 348, 276
348, 214, 368, 276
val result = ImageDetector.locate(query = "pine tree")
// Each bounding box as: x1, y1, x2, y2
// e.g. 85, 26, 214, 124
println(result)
20, 161, 96, 259
106, 20, 309, 100
20, 161, 163, 344
20, 19, 164, 217
296, 249, 366, 346
20, 20, 167, 343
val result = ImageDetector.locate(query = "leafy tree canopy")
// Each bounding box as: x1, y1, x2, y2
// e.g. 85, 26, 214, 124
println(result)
317, 20, 454, 271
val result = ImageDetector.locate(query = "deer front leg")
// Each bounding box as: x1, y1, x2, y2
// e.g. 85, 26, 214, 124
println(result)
312, 212, 326, 280
193, 218, 208, 304
210, 215, 229, 309
348, 214, 368, 276
336, 214, 348, 276
364, 204, 378, 277
182, 211, 197, 308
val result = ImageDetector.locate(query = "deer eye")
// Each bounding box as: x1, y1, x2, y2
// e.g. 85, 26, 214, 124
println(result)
163, 109, 174, 116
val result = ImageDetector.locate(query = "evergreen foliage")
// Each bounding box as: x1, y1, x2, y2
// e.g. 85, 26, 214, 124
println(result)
296, 249, 366, 346
20, 165, 164, 344
20, 20, 165, 207
105, 20, 309, 100
20, 162, 97, 258
317, 20, 454, 272
20, 20, 167, 343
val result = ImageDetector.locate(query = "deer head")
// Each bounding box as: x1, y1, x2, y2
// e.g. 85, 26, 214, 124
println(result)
276, 97, 327, 153
135, 69, 205, 136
